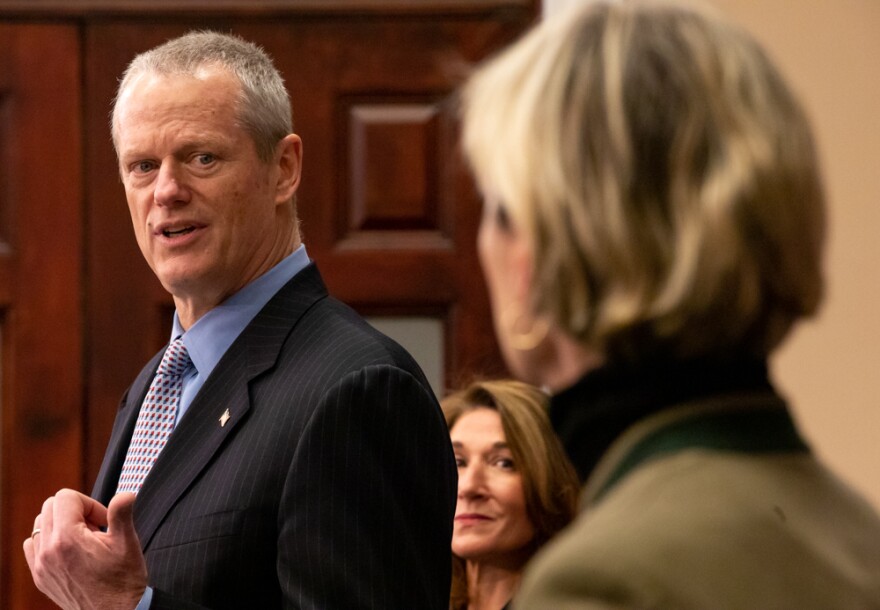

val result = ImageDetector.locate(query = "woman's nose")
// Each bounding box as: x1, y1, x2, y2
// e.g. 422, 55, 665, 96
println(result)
458, 464, 487, 498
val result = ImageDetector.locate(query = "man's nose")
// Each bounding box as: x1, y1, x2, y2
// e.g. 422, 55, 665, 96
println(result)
153, 162, 190, 207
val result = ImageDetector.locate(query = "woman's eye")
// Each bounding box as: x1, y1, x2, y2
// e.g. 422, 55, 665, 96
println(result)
494, 457, 515, 470
454, 457, 467, 468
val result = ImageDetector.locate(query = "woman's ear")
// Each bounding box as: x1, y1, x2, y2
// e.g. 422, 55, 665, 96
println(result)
509, 230, 536, 307
273, 133, 303, 206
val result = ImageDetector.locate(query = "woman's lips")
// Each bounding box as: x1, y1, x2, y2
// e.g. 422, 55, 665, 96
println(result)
455, 513, 493, 524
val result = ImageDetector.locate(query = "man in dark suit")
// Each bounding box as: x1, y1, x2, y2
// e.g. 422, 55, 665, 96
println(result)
23, 31, 456, 609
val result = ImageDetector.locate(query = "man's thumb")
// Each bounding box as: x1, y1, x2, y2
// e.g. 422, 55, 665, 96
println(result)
107, 492, 138, 539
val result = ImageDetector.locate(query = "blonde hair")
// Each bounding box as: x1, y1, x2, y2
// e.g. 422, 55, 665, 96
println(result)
441, 379, 579, 610
461, 0, 825, 362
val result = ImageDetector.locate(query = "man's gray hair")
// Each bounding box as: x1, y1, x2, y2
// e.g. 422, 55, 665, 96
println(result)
111, 30, 292, 162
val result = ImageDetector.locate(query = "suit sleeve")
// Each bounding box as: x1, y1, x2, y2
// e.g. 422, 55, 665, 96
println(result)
277, 364, 456, 609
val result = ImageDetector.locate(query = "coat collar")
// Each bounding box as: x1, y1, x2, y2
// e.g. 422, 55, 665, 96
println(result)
548, 354, 810, 505
581, 393, 809, 506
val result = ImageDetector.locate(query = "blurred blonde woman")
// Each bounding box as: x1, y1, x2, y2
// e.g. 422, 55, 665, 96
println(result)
441, 379, 578, 610
460, 1, 880, 608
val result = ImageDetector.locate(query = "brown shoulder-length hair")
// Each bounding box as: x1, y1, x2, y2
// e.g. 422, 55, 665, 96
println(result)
442, 379, 579, 610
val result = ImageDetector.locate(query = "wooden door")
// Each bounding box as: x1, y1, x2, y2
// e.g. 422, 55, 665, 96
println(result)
0, 24, 82, 610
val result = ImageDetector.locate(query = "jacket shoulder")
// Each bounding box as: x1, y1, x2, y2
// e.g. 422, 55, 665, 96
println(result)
517, 451, 880, 610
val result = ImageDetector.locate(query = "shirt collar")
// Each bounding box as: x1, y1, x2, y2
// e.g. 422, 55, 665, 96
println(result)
171, 244, 310, 380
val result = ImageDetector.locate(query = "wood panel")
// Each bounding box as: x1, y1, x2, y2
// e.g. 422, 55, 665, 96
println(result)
0, 24, 82, 610
345, 102, 443, 233
0, 0, 531, 15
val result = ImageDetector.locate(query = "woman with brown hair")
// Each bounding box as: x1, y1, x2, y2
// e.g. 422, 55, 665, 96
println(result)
441, 379, 578, 610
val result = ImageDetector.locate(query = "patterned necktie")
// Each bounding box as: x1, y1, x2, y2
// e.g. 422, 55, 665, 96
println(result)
117, 338, 191, 494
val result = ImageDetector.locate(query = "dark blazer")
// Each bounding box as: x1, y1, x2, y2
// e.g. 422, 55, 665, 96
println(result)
92, 263, 457, 609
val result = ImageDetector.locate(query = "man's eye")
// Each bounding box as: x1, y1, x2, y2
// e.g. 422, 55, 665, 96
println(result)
196, 153, 215, 165
133, 161, 156, 174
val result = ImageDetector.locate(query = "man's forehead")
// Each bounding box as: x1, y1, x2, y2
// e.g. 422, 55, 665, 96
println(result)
111, 65, 244, 154
118, 71, 238, 117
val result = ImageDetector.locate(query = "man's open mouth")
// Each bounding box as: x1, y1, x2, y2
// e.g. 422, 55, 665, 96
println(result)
163, 226, 196, 237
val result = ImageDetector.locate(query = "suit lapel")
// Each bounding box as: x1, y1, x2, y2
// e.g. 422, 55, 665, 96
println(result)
131, 263, 329, 549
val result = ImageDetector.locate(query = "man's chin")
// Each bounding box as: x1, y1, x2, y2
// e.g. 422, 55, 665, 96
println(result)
155, 268, 205, 299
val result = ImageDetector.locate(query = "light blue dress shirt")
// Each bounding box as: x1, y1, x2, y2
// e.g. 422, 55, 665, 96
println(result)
173, 244, 310, 424
135, 245, 309, 610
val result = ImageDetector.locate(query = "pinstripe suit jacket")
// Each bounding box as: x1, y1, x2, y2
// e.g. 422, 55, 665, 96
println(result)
92, 263, 456, 609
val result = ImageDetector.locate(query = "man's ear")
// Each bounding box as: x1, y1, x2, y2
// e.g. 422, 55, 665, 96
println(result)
273, 133, 303, 205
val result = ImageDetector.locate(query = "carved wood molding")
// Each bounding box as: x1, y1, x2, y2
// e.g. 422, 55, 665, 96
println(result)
0, 0, 535, 18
